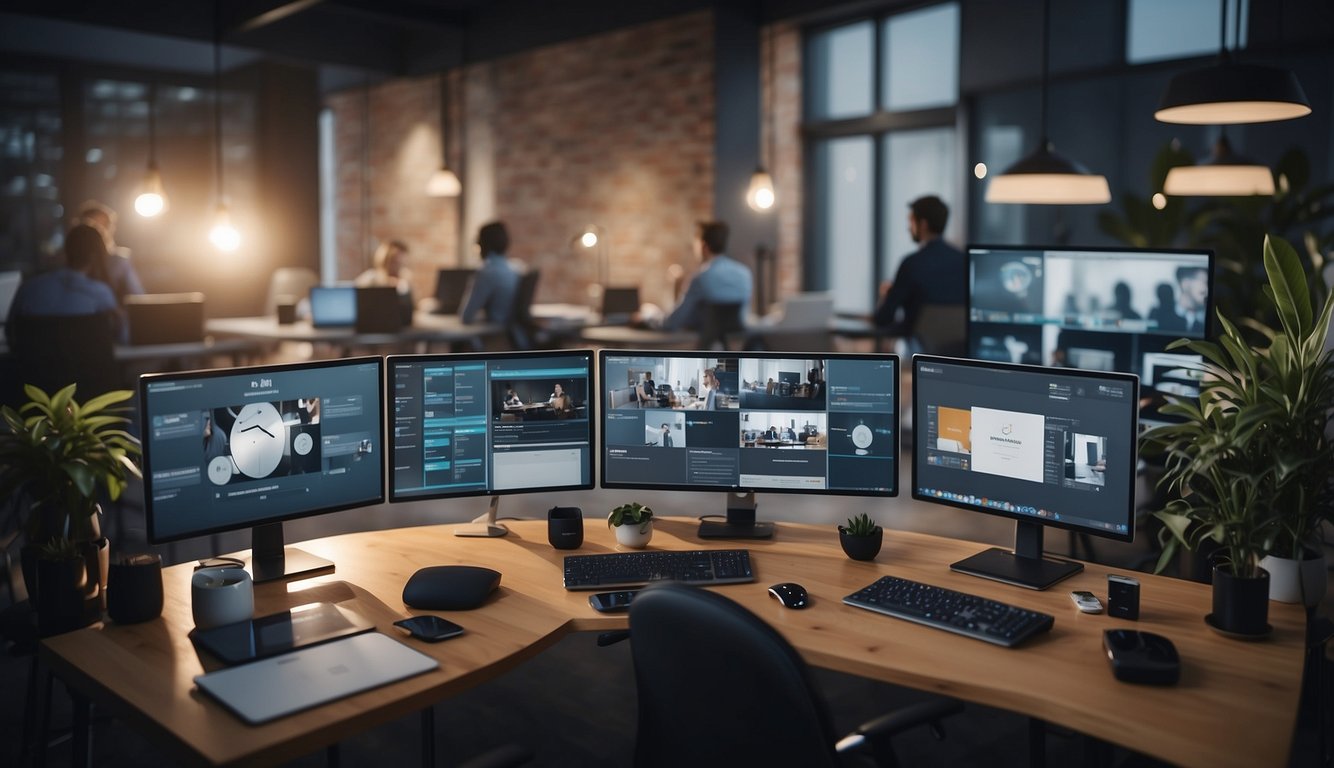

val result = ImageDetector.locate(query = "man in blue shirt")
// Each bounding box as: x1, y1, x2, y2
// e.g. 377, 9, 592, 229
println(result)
873, 195, 965, 335
662, 221, 753, 331
461, 221, 521, 327
6, 224, 127, 346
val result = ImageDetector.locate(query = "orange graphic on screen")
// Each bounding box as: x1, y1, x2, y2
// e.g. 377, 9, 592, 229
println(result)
936, 407, 972, 453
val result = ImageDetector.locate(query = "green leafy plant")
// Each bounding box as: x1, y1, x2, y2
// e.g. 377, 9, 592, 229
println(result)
841, 512, 880, 537
0, 384, 142, 559
1144, 235, 1334, 576
608, 502, 654, 528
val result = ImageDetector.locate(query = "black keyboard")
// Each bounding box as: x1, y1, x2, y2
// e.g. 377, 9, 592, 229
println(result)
843, 575, 1054, 648
563, 549, 754, 590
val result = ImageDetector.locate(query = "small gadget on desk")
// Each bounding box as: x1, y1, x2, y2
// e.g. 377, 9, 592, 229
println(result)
1107, 574, 1140, 620
394, 615, 465, 642
589, 590, 639, 613
768, 582, 809, 609
1070, 590, 1103, 613
402, 565, 501, 610
1103, 629, 1180, 685
548, 506, 584, 550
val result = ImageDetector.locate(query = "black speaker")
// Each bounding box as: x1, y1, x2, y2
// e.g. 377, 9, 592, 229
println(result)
548, 506, 584, 550
107, 554, 163, 625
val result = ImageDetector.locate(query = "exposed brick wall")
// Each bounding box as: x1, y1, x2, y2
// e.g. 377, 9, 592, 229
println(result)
327, 11, 717, 310
770, 22, 804, 298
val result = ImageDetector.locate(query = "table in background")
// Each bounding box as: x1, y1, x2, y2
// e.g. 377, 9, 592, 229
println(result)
41, 518, 1305, 767
579, 325, 696, 349
205, 314, 504, 349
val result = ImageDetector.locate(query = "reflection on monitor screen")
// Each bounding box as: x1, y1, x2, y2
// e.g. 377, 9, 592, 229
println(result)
913, 355, 1138, 590
600, 350, 898, 539
387, 350, 595, 537
967, 245, 1212, 422
140, 357, 385, 583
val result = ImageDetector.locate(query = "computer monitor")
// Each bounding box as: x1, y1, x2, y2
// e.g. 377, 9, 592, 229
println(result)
967, 244, 1211, 423
309, 286, 357, 328
140, 357, 384, 583
912, 355, 1138, 590
387, 349, 595, 536
600, 350, 898, 539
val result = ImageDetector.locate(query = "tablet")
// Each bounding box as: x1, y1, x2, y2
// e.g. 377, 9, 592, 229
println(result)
190, 601, 375, 665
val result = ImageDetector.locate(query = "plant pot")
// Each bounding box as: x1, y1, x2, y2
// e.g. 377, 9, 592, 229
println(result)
839, 526, 883, 562
1259, 550, 1327, 606
614, 520, 653, 549
30, 552, 91, 636
1208, 566, 1270, 639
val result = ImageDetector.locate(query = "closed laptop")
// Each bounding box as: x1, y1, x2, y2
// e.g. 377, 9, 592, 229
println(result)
434, 268, 476, 315
124, 292, 205, 345
355, 286, 408, 333
310, 286, 357, 328
601, 286, 640, 321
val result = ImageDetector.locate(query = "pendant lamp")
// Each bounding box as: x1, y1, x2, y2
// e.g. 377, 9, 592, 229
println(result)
985, 0, 1109, 204
1163, 133, 1274, 196
426, 71, 461, 197
1155, 0, 1309, 125
134, 83, 168, 218
207, 2, 240, 252
746, 23, 776, 211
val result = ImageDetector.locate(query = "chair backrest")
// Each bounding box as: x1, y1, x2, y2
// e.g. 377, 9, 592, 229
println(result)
8, 311, 120, 402
265, 267, 320, 317
507, 269, 541, 349
697, 302, 745, 351
628, 582, 839, 768
434, 268, 476, 315
912, 304, 966, 356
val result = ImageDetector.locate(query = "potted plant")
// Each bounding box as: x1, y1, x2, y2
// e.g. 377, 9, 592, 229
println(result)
608, 502, 654, 548
838, 512, 883, 562
0, 384, 141, 634
1145, 235, 1334, 633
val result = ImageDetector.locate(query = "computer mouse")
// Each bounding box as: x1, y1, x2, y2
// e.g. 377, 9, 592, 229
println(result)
1103, 629, 1180, 685
768, 582, 809, 609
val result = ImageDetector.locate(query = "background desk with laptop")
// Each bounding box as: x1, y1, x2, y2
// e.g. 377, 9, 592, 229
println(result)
41, 518, 1303, 768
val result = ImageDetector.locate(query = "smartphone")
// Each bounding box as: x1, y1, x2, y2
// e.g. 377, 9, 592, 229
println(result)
1070, 590, 1104, 614
588, 590, 640, 613
393, 615, 465, 642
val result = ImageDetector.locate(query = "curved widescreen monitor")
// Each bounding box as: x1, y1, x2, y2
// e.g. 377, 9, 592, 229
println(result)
967, 244, 1211, 424
912, 355, 1138, 590
600, 350, 898, 539
386, 350, 595, 536
140, 356, 384, 582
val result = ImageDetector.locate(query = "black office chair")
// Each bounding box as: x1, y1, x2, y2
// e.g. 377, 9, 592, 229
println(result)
507, 269, 541, 350
628, 582, 961, 768
7, 311, 121, 405
697, 302, 745, 351
909, 304, 966, 357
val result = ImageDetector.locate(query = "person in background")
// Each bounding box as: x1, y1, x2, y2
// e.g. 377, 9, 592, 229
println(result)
7, 223, 127, 345
462, 221, 522, 327
504, 387, 523, 407
549, 382, 574, 417
78, 199, 145, 306
660, 423, 673, 447
660, 221, 752, 331
355, 240, 413, 294
873, 195, 965, 335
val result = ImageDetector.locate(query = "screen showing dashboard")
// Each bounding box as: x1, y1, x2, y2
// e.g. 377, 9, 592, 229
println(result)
600, 351, 898, 495
140, 357, 385, 543
387, 350, 595, 501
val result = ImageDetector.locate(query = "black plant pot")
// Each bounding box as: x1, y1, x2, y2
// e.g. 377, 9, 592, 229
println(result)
1209, 565, 1270, 638
839, 527, 883, 562
33, 555, 90, 636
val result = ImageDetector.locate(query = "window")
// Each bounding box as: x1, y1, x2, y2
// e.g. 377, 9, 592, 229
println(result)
804, 3, 962, 315
1127, 0, 1248, 64
0, 71, 62, 272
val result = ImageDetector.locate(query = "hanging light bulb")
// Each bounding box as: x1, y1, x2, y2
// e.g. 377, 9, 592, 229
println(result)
747, 168, 776, 211
426, 71, 462, 197
134, 163, 167, 217
580, 230, 599, 249
1163, 134, 1274, 196
209, 203, 241, 252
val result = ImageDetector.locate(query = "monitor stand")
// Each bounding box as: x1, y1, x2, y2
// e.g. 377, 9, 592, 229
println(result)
454, 496, 509, 537
949, 520, 1082, 590
698, 492, 774, 539
247, 522, 334, 584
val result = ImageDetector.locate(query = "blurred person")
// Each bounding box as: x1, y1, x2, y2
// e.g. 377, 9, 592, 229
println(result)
7, 223, 127, 345
873, 195, 965, 334
461, 222, 522, 327
659, 221, 752, 331
77, 199, 145, 305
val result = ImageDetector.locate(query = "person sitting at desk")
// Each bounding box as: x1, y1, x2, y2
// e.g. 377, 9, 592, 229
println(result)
7, 223, 127, 345
657, 221, 753, 331
872, 195, 964, 336
355, 240, 413, 293
78, 199, 145, 307
462, 221, 521, 327
504, 387, 523, 407
690, 368, 721, 410
783, 427, 797, 442
636, 374, 658, 407
765, 426, 779, 440
549, 383, 574, 416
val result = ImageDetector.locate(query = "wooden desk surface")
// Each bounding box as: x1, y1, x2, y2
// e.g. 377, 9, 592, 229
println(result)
42, 519, 1304, 767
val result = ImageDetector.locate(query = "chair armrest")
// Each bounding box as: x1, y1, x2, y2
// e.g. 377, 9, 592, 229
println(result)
456, 743, 534, 768
835, 698, 964, 755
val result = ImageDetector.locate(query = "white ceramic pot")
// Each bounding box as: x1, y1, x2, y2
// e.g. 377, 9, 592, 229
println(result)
614, 520, 653, 549
1259, 551, 1328, 606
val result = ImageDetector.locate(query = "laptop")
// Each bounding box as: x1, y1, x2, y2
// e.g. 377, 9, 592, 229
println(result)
601, 286, 640, 323
310, 286, 357, 328
433, 268, 476, 315
355, 286, 407, 333
194, 631, 438, 725
124, 292, 206, 345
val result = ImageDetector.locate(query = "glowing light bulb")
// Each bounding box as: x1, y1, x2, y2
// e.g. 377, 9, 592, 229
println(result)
581, 231, 598, 249
209, 205, 241, 252
134, 191, 165, 217
746, 169, 776, 211
1151, 193, 1167, 210
974, 163, 988, 179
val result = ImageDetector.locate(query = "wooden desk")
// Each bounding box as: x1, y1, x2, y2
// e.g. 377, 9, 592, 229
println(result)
205, 314, 503, 346
41, 519, 1304, 767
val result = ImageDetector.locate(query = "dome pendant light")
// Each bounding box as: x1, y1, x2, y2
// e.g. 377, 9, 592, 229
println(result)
986, 0, 1109, 205
426, 71, 461, 197
1155, 0, 1309, 125
747, 22, 776, 212
1163, 133, 1274, 196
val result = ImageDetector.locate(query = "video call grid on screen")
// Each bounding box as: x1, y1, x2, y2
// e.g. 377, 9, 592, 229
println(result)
599, 350, 899, 496
140, 357, 385, 543
966, 245, 1212, 405
387, 350, 595, 501
912, 356, 1139, 540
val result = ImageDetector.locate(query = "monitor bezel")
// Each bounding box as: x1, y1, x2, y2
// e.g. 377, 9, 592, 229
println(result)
911, 353, 1139, 543
140, 355, 386, 545
598, 348, 900, 498
385, 348, 598, 503
965, 243, 1216, 357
